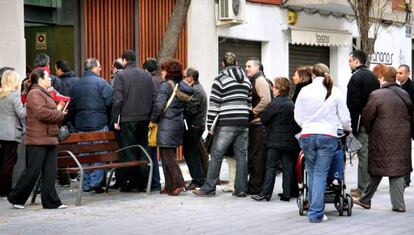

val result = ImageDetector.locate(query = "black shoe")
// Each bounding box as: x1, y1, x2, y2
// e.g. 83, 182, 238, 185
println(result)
279, 195, 290, 201
251, 194, 271, 201
232, 192, 247, 197
192, 189, 215, 196
186, 182, 198, 190
92, 186, 105, 194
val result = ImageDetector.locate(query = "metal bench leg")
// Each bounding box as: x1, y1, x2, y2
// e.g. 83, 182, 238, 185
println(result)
76, 168, 84, 206
106, 169, 116, 193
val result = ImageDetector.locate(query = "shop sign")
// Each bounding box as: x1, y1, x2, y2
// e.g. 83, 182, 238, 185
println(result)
36, 32, 47, 50
370, 51, 393, 65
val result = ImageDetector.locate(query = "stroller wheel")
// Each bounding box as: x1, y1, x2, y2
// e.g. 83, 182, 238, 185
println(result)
338, 196, 344, 216
346, 194, 353, 216
298, 194, 305, 216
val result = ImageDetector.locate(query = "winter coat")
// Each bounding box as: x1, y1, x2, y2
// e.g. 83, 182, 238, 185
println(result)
347, 65, 380, 134
58, 71, 79, 96
151, 80, 193, 147
69, 71, 113, 131
24, 85, 64, 145
261, 96, 300, 150
0, 91, 26, 142
185, 81, 207, 127
362, 82, 413, 177
111, 62, 157, 123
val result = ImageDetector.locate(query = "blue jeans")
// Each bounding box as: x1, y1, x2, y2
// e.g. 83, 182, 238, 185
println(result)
300, 134, 338, 222
80, 126, 108, 190
201, 126, 248, 194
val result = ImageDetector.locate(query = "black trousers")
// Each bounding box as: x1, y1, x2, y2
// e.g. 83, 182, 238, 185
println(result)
8, 145, 62, 208
260, 148, 298, 199
247, 124, 267, 194
183, 126, 205, 186
116, 121, 150, 189
0, 140, 18, 196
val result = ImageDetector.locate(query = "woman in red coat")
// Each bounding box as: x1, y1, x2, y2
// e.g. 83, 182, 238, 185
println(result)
8, 68, 67, 209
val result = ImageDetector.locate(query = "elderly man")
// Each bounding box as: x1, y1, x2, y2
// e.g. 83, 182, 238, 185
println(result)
69, 58, 113, 194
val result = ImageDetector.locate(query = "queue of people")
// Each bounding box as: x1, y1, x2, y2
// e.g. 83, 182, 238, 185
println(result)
0, 49, 412, 224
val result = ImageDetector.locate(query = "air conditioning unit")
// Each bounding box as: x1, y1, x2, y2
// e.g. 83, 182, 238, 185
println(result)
216, 0, 246, 26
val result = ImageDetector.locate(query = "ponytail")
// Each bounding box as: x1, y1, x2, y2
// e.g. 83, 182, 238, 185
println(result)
323, 72, 333, 100
312, 63, 334, 100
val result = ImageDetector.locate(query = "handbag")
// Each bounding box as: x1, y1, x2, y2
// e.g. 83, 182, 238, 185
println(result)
148, 84, 178, 147
203, 115, 219, 153
58, 125, 70, 142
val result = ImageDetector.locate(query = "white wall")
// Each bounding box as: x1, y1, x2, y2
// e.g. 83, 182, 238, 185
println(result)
0, 0, 25, 79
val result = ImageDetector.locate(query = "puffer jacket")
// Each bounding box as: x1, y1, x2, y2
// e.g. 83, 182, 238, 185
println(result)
24, 85, 64, 145
362, 82, 413, 176
151, 80, 193, 147
261, 96, 300, 150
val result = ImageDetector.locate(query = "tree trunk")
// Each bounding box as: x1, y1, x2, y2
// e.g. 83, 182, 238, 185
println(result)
156, 0, 192, 63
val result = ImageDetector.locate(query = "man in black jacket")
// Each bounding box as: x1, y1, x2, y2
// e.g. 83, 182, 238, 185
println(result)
183, 68, 207, 190
347, 50, 380, 197
34, 53, 64, 94
112, 50, 158, 192
397, 64, 413, 187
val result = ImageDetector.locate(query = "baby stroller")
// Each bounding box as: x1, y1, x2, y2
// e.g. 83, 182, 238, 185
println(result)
296, 130, 353, 216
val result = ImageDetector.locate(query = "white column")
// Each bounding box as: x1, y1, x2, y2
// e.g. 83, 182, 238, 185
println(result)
0, 0, 25, 78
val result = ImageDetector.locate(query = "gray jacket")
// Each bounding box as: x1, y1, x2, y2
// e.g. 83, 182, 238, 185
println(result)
0, 91, 26, 142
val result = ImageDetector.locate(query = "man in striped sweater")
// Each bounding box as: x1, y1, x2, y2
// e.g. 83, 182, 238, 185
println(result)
193, 52, 252, 197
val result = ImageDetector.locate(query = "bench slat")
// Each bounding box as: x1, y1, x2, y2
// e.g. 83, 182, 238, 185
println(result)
60, 131, 117, 144
61, 160, 149, 173
57, 142, 119, 154
58, 152, 120, 167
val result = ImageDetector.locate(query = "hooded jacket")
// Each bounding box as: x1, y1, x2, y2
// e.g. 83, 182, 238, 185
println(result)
206, 65, 252, 130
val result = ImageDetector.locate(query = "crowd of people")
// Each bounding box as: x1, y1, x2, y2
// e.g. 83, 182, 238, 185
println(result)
0, 49, 412, 223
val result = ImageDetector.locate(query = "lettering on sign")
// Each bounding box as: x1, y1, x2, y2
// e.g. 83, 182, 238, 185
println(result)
370, 51, 393, 65
316, 34, 330, 44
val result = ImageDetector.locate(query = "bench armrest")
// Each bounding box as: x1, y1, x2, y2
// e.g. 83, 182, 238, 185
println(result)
115, 145, 153, 167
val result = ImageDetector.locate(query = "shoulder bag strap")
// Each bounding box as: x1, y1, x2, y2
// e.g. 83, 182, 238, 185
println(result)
163, 83, 178, 114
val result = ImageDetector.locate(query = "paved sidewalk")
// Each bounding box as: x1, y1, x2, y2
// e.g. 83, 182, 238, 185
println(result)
1, 156, 414, 235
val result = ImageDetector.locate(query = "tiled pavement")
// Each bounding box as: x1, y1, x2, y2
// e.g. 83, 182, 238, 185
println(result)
1, 156, 414, 235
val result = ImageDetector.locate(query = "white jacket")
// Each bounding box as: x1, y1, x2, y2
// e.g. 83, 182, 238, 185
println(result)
294, 77, 351, 137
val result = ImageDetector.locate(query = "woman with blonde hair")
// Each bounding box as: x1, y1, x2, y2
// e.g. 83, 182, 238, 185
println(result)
294, 63, 351, 223
0, 69, 26, 197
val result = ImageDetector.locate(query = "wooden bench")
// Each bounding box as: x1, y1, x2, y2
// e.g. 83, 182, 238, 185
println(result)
32, 131, 153, 206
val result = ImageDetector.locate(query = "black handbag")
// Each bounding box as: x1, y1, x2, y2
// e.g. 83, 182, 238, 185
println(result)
203, 115, 219, 154
58, 125, 70, 142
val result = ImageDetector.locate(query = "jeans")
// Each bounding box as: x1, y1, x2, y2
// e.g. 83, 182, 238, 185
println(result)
183, 126, 205, 186
201, 126, 248, 194
80, 126, 108, 190
300, 134, 338, 222
149, 147, 161, 189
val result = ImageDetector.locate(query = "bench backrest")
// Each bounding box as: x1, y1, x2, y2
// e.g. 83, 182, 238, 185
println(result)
57, 131, 120, 167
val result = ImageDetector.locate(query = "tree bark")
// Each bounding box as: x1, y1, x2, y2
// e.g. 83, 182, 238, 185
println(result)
156, 0, 192, 63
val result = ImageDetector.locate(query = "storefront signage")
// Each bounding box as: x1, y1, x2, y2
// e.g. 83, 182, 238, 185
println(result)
316, 34, 329, 44
370, 51, 393, 65
36, 32, 47, 50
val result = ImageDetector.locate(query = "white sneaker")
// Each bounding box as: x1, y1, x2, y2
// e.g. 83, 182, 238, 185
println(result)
13, 204, 25, 209
322, 214, 328, 222
57, 204, 68, 209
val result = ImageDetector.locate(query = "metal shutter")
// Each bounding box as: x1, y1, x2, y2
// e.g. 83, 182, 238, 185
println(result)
218, 37, 261, 73
289, 44, 330, 78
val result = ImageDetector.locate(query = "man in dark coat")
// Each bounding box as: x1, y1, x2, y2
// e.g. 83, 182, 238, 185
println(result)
69, 58, 113, 193
397, 64, 413, 187
55, 60, 79, 97
112, 50, 158, 192
353, 66, 412, 212
33, 53, 64, 94
346, 50, 380, 197
183, 67, 207, 190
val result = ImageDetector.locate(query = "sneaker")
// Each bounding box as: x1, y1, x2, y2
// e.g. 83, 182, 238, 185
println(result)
13, 204, 25, 209
57, 204, 68, 209
192, 189, 215, 196
322, 214, 328, 222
